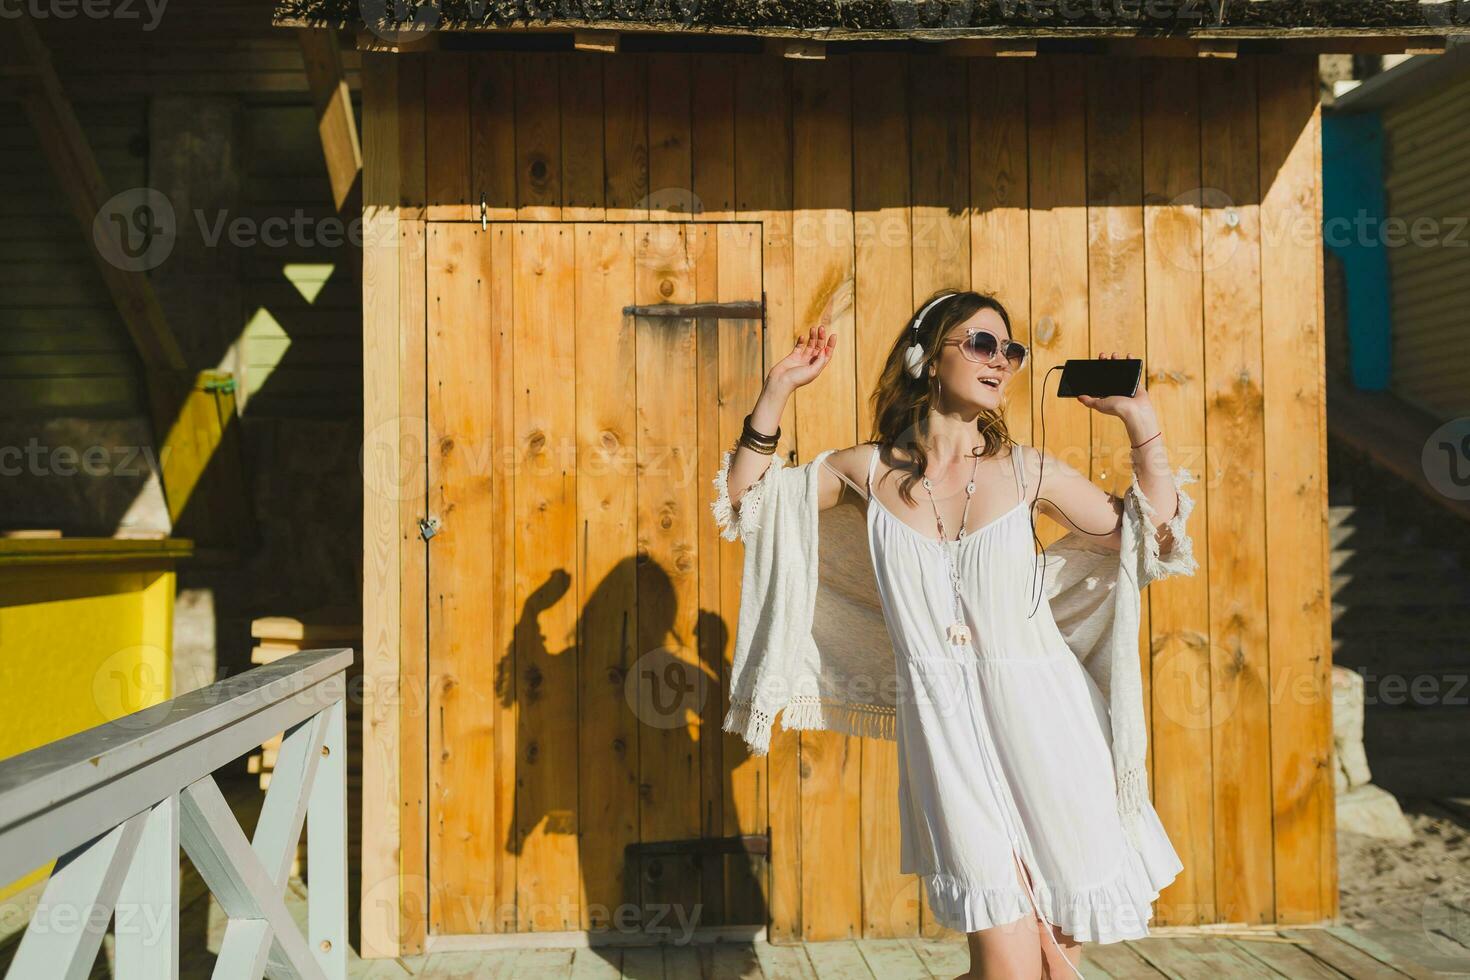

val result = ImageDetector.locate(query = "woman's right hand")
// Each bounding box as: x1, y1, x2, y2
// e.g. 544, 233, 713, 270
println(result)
768, 323, 838, 391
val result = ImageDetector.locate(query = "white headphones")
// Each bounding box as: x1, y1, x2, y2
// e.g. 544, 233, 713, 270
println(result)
904, 292, 959, 379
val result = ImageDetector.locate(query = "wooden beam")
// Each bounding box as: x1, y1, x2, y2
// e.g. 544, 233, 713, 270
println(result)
940, 39, 1037, 56
355, 29, 439, 53
764, 38, 825, 59
573, 29, 620, 52
0, 14, 253, 541
0, 15, 186, 375
299, 28, 363, 212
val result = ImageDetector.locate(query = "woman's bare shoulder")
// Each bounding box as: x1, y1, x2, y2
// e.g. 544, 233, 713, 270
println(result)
822, 442, 879, 479
818, 442, 880, 505
1014, 442, 1084, 482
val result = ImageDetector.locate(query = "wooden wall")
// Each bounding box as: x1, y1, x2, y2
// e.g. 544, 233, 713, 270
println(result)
1382, 63, 1470, 420
360, 48, 1336, 954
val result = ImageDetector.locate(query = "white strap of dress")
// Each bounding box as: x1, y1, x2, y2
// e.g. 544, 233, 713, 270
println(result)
1012, 443, 1027, 506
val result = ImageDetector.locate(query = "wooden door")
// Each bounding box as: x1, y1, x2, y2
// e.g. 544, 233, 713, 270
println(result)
423, 221, 766, 937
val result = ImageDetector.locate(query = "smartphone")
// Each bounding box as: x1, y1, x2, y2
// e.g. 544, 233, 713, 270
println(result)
1057, 358, 1142, 398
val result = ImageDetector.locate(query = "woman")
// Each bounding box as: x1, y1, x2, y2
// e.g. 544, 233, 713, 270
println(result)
716, 290, 1192, 980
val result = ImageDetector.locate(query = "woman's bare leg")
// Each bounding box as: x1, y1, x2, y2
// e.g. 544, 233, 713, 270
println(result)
952, 849, 1092, 979
1038, 923, 1082, 979
958, 915, 1045, 979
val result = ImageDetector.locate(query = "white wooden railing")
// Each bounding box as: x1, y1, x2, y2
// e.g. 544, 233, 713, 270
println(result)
0, 647, 353, 980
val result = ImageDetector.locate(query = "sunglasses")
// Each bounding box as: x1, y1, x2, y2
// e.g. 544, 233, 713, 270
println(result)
940, 329, 1029, 369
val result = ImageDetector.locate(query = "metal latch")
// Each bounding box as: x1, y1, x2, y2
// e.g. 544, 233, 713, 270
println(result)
419, 516, 442, 541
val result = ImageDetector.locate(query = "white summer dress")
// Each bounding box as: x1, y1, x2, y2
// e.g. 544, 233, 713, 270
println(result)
855, 442, 1182, 944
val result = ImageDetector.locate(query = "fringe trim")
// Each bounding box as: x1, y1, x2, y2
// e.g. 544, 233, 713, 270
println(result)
709, 446, 784, 544
780, 696, 897, 741
723, 698, 773, 755
1128, 465, 1200, 584
1115, 764, 1148, 851
724, 695, 897, 755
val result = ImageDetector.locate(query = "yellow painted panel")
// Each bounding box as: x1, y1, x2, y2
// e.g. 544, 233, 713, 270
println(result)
0, 562, 176, 901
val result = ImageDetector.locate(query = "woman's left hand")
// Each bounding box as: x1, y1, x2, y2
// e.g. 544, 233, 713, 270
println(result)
1076, 351, 1153, 422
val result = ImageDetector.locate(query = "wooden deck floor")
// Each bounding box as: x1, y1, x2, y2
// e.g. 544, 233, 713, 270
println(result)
339, 928, 1455, 979
2, 774, 1461, 979
0, 859, 1458, 979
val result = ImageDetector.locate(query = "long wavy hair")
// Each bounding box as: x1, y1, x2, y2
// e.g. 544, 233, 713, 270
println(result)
868, 289, 1019, 508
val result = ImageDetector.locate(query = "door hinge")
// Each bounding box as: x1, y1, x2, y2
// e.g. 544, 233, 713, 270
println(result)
419, 516, 442, 541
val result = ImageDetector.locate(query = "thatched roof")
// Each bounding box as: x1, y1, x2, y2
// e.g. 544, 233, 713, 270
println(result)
273, 0, 1469, 40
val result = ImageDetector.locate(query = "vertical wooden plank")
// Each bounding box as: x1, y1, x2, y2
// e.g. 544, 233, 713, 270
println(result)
397, 214, 429, 951
425, 54, 471, 221
969, 58, 1032, 441
1258, 54, 1335, 924
1312, 58, 1337, 926
853, 50, 915, 939
487, 223, 519, 933
515, 53, 562, 221
574, 223, 639, 924
513, 223, 580, 929
604, 54, 649, 221
561, 54, 606, 221
1200, 56, 1274, 926
1139, 57, 1215, 927
358, 50, 403, 960
1026, 56, 1090, 534
634, 222, 703, 917
691, 54, 736, 221
426, 222, 497, 935
395, 55, 429, 950
471, 51, 517, 220
910, 55, 970, 300
1084, 55, 1146, 498
648, 53, 693, 220
1084, 55, 1151, 780
714, 222, 769, 927
733, 50, 799, 942
792, 56, 861, 942
692, 223, 727, 924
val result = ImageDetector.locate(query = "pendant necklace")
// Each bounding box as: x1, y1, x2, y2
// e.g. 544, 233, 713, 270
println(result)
921, 450, 982, 647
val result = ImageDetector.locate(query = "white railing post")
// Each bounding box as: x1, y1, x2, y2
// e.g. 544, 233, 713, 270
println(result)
7, 812, 147, 980
308, 698, 348, 980
0, 648, 354, 980
115, 794, 180, 980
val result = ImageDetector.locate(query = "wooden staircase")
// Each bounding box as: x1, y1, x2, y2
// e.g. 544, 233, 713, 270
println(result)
1328, 432, 1470, 801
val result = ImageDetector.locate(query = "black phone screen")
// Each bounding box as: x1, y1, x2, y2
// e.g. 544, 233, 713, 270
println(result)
1056, 358, 1142, 398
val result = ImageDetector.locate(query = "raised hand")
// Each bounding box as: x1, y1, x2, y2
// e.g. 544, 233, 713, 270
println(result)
1076, 350, 1154, 423
768, 323, 838, 392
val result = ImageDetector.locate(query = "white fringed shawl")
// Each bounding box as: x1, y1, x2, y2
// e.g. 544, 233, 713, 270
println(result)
710, 443, 1199, 844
